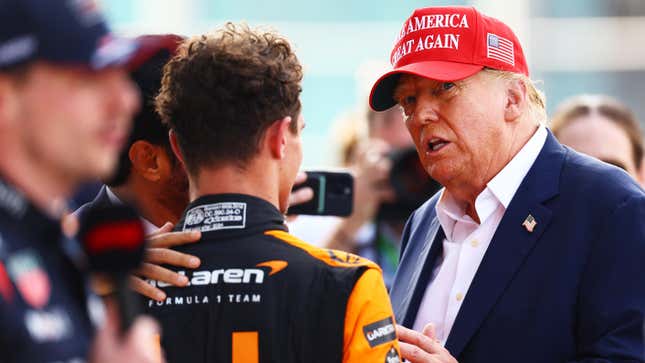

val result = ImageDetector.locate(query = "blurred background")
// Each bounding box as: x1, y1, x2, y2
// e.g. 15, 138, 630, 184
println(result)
103, 0, 645, 168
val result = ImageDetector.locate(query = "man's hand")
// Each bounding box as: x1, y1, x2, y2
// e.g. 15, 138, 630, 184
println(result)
130, 222, 201, 302
397, 324, 458, 363
286, 171, 314, 222
289, 171, 314, 206
89, 299, 165, 363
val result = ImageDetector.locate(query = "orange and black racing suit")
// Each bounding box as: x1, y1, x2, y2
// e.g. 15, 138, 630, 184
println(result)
145, 193, 401, 363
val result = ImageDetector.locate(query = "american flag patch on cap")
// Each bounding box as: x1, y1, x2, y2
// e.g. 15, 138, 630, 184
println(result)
487, 33, 514, 66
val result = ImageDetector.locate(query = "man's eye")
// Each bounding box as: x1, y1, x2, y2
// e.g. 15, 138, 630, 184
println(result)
441, 82, 455, 90
403, 96, 416, 105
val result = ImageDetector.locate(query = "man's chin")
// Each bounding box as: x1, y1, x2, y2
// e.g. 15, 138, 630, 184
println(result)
279, 204, 289, 215
278, 196, 290, 215
90, 157, 119, 181
426, 164, 455, 187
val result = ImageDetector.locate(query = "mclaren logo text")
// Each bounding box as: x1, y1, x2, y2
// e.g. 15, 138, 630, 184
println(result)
147, 260, 288, 288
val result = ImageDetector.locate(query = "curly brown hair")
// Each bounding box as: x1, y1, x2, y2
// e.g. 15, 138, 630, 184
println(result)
155, 23, 303, 175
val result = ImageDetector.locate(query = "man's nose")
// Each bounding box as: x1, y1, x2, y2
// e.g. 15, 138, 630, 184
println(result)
413, 96, 440, 126
118, 75, 141, 117
106, 70, 141, 119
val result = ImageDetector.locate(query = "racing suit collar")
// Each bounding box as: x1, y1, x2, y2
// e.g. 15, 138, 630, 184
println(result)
176, 193, 288, 236
0, 176, 62, 244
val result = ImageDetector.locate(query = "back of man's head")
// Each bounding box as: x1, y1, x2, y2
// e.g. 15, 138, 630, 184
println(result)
155, 23, 303, 176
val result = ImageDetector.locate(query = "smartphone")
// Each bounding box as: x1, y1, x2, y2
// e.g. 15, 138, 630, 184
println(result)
287, 171, 354, 216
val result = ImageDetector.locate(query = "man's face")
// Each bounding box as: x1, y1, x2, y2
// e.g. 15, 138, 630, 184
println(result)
394, 72, 510, 188
556, 114, 641, 180
12, 62, 139, 184
158, 147, 190, 216
279, 113, 305, 213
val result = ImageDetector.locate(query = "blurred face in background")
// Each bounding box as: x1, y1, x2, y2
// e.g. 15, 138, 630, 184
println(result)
369, 106, 413, 149
555, 113, 643, 182
10, 62, 139, 184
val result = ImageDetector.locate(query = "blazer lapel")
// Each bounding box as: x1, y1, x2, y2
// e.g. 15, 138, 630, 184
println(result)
93, 185, 115, 208
399, 218, 445, 327
445, 132, 565, 357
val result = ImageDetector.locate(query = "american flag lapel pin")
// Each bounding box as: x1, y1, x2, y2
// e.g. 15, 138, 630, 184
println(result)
522, 214, 537, 233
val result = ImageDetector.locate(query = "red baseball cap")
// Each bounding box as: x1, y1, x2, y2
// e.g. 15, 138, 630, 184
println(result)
126, 34, 184, 71
369, 6, 529, 111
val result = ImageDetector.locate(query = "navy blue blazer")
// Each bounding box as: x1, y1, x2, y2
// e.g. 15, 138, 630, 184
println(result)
390, 132, 645, 362
74, 185, 114, 222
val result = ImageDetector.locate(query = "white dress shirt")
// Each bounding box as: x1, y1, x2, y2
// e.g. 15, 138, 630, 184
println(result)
105, 187, 159, 235
412, 126, 548, 344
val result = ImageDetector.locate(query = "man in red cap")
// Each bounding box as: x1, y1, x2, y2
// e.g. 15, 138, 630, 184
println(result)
371, 6, 645, 363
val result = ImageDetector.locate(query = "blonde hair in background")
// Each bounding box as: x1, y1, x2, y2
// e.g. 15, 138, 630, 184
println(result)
328, 60, 393, 166
329, 108, 368, 166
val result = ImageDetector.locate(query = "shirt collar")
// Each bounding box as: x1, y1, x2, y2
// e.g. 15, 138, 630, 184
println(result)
436, 125, 547, 234
487, 125, 548, 208
436, 190, 472, 241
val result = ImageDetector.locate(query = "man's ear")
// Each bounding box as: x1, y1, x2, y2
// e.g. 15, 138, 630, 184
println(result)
169, 129, 186, 166
129, 140, 161, 182
504, 78, 527, 123
265, 116, 292, 159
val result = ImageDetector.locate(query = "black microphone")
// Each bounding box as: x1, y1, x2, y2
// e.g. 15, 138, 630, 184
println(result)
78, 204, 147, 334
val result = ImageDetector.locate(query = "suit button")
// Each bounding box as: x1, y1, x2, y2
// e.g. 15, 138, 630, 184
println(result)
456, 293, 464, 301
